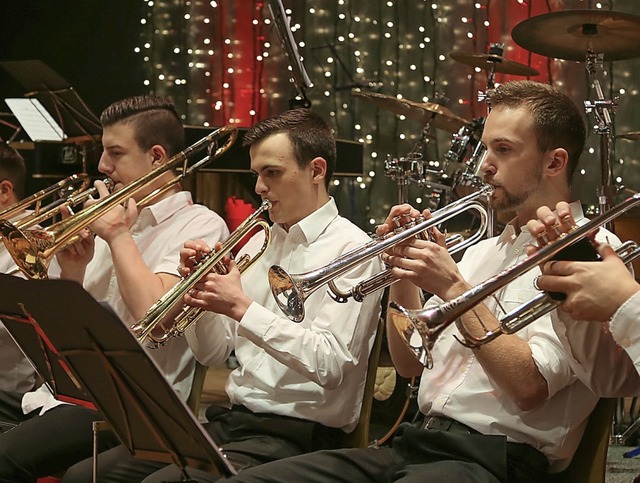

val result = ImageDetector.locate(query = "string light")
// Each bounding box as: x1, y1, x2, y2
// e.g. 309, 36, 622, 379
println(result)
137, 0, 639, 224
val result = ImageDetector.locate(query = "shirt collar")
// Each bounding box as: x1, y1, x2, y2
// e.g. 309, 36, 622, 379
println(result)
275, 197, 339, 243
135, 191, 193, 227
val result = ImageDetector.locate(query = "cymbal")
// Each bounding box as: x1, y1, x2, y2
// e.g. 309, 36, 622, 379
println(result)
512, 10, 640, 62
616, 131, 640, 141
449, 52, 539, 77
352, 90, 468, 133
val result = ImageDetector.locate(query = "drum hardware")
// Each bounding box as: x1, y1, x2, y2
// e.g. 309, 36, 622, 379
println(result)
616, 131, 640, 141
352, 90, 468, 134
512, 9, 640, 227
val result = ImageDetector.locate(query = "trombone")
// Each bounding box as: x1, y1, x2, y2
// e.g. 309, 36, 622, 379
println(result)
131, 200, 272, 347
269, 184, 493, 323
0, 125, 238, 280
0, 173, 90, 224
390, 192, 640, 369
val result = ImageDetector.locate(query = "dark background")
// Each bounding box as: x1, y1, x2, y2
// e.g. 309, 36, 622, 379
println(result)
0, 0, 146, 120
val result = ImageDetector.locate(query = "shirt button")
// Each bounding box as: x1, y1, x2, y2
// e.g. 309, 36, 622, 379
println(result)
621, 338, 631, 348
514, 248, 520, 255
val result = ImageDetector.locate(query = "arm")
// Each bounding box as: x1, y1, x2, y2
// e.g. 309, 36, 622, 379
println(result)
527, 202, 640, 396
383, 223, 549, 411
182, 227, 383, 389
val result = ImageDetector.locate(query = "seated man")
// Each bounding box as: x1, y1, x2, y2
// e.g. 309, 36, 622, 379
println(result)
0, 95, 229, 482
526, 201, 640, 394
0, 143, 37, 393
215, 80, 608, 483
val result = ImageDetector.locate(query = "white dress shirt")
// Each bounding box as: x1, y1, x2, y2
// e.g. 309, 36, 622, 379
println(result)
418, 202, 599, 472
550, 204, 640, 397
21, 191, 229, 415
0, 212, 37, 392
609, 291, 640, 375
185, 198, 383, 432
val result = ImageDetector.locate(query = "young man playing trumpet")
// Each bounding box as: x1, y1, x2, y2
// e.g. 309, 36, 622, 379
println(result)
525, 201, 640, 394
0, 96, 229, 482
93, 108, 388, 483
215, 80, 613, 483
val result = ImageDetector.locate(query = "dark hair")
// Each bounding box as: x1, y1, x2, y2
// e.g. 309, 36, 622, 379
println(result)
488, 80, 586, 181
100, 95, 184, 156
0, 143, 26, 199
243, 109, 336, 188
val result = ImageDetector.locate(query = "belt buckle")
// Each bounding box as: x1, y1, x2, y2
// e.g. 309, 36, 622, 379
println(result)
425, 416, 453, 432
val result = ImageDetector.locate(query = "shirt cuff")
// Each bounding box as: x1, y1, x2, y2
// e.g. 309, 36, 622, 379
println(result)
609, 291, 640, 360
237, 301, 278, 347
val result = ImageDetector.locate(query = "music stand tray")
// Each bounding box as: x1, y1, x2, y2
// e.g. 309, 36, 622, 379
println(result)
0, 274, 236, 477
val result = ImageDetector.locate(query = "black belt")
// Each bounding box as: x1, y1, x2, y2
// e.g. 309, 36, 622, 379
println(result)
424, 415, 479, 435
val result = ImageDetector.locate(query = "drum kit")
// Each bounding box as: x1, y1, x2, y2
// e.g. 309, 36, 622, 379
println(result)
354, 8, 640, 226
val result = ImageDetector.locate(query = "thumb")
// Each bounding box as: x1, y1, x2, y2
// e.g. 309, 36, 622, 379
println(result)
597, 243, 617, 260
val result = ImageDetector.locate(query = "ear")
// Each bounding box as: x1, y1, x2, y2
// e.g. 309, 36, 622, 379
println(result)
309, 157, 327, 184
544, 148, 569, 179
149, 145, 168, 166
0, 180, 13, 204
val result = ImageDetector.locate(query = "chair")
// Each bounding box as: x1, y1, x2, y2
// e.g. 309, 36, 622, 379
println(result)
344, 317, 386, 448
186, 361, 209, 418
548, 397, 616, 483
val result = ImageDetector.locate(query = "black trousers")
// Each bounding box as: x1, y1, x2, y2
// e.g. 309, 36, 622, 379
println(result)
65, 405, 346, 483
216, 421, 549, 483
0, 389, 119, 483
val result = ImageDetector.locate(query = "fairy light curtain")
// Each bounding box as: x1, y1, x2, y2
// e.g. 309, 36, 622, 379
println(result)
138, 0, 640, 229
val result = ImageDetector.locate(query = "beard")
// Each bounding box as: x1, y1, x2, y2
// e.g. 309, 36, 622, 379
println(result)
487, 164, 544, 213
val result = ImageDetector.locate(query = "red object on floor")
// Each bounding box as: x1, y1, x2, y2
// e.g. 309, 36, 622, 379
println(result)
37, 478, 62, 483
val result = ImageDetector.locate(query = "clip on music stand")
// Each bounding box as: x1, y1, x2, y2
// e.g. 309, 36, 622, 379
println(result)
1, 59, 101, 143
0, 274, 237, 480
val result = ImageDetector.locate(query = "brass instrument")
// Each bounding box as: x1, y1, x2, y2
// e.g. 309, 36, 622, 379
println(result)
390, 192, 640, 369
131, 200, 272, 347
269, 184, 493, 323
0, 125, 238, 279
0, 173, 90, 223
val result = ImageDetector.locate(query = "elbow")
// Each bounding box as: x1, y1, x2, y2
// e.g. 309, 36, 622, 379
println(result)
513, 384, 549, 412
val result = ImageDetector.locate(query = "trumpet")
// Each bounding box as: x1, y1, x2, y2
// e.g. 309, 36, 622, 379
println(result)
390, 192, 640, 369
131, 200, 272, 347
0, 125, 238, 279
269, 184, 493, 322
0, 173, 90, 223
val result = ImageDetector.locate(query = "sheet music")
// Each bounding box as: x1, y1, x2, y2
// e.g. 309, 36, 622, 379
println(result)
4, 98, 65, 142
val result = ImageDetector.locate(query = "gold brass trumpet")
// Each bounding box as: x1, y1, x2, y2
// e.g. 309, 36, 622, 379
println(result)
0, 125, 238, 279
269, 184, 493, 323
131, 200, 272, 347
0, 173, 90, 223
390, 192, 640, 369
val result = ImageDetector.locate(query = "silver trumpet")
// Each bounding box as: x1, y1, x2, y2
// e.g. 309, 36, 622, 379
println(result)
390, 192, 640, 369
269, 184, 494, 323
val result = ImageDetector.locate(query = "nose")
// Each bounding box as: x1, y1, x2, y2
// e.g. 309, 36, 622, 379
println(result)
97, 152, 111, 175
254, 175, 267, 196
479, 151, 495, 178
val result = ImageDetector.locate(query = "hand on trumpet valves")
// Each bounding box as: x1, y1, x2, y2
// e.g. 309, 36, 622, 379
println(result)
182, 241, 252, 322
375, 203, 426, 238
525, 202, 588, 255
178, 239, 213, 277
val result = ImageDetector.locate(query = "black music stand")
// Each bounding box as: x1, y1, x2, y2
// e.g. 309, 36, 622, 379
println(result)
1, 59, 101, 142
0, 274, 237, 479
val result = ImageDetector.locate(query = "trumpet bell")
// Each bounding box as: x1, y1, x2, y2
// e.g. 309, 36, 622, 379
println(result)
268, 266, 306, 322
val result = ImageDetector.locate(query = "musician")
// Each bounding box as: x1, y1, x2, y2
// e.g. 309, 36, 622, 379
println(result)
76, 108, 387, 483
525, 201, 640, 394
214, 80, 608, 483
0, 143, 37, 393
0, 95, 230, 481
